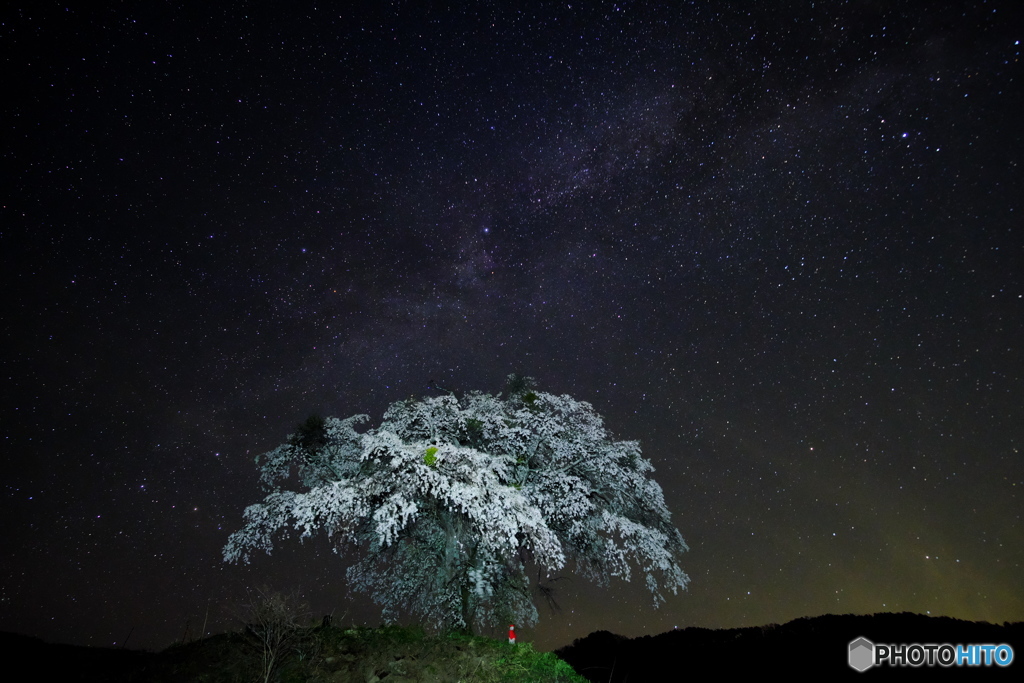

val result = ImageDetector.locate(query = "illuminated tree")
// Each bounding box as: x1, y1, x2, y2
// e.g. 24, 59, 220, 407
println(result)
224, 377, 689, 633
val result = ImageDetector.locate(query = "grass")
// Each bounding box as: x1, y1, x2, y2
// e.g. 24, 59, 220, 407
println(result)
143, 623, 587, 682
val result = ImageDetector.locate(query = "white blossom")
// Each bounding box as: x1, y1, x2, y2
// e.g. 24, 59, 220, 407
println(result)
224, 378, 689, 632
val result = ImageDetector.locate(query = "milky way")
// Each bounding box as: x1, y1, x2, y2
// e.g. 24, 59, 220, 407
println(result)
2, 1, 1021, 651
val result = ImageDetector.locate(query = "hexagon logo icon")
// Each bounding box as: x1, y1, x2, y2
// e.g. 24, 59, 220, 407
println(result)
849, 637, 875, 672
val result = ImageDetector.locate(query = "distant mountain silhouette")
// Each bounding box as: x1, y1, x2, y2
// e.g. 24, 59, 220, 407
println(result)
555, 613, 1024, 680
0, 631, 157, 681
5, 613, 1020, 681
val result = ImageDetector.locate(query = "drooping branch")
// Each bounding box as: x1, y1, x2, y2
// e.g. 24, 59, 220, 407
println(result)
224, 379, 689, 633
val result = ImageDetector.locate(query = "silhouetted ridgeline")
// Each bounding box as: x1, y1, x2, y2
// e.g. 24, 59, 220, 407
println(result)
555, 613, 1024, 681
4, 614, 1021, 681
0, 625, 584, 682
0, 631, 157, 681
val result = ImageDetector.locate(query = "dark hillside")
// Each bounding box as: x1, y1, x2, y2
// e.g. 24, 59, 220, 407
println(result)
0, 625, 584, 682
0, 632, 157, 681
556, 613, 1024, 681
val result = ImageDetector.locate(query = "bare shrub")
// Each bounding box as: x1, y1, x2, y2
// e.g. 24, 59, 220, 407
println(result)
238, 586, 315, 683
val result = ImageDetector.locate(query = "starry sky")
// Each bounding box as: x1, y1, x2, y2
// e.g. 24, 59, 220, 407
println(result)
2, 0, 1022, 653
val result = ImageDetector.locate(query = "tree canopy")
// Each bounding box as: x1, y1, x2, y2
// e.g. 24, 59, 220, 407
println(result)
224, 378, 689, 632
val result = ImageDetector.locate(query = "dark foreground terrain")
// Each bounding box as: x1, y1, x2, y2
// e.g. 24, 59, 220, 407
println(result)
3, 613, 1020, 681
557, 612, 1024, 681
0, 624, 583, 682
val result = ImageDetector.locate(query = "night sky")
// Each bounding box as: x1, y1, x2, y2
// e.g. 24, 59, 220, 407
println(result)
3, 0, 1022, 653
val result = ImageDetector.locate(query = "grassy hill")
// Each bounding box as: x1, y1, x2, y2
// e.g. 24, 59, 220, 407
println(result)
0, 625, 585, 682
149, 624, 584, 682
8, 611, 1018, 681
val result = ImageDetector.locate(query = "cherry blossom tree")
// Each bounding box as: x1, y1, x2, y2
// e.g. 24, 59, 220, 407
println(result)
224, 377, 689, 633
